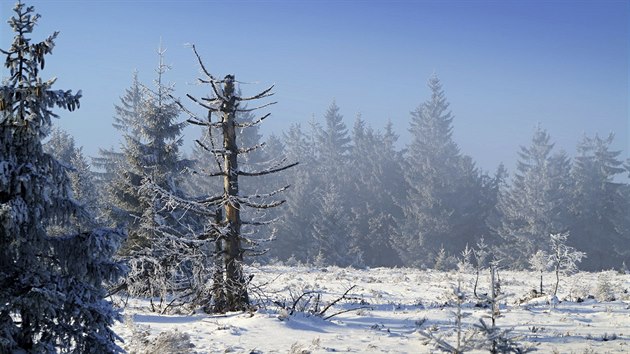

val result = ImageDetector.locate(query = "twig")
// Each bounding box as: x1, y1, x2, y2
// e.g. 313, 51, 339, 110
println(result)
318, 285, 357, 317
324, 305, 372, 320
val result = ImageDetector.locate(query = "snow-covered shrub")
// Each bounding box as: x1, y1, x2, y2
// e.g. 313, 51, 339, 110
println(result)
549, 232, 586, 296
457, 244, 473, 273
595, 271, 616, 302
567, 273, 589, 302
434, 246, 457, 271
529, 250, 550, 295
126, 330, 195, 354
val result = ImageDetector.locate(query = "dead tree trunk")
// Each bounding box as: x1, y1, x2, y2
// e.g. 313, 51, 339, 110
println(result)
219, 75, 249, 310
174, 47, 297, 313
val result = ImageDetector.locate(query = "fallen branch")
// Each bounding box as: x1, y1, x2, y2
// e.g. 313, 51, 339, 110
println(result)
318, 285, 357, 317
324, 305, 372, 321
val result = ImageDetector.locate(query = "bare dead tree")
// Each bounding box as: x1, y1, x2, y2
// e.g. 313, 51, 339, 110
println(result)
161, 46, 297, 313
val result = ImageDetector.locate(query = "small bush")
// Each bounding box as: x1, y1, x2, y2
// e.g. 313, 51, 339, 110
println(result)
124, 318, 195, 354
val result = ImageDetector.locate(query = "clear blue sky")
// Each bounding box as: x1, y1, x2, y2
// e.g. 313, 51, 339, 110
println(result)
1, 0, 628, 174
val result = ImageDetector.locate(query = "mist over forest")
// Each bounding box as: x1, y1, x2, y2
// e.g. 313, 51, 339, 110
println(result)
3, 1, 630, 352
45, 66, 630, 272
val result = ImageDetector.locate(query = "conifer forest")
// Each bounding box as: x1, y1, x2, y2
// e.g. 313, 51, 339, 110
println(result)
1, 2, 629, 353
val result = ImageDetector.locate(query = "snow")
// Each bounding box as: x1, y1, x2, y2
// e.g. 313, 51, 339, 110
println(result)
114, 265, 630, 353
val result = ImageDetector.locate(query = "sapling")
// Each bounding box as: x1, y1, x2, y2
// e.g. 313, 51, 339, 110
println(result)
434, 245, 450, 271
595, 271, 615, 302
457, 244, 473, 274
476, 259, 537, 353
419, 281, 480, 353
548, 232, 586, 296
473, 238, 489, 298
528, 250, 550, 295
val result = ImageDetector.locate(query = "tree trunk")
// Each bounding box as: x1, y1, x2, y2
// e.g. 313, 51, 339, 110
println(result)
473, 268, 479, 298
220, 75, 249, 311
553, 266, 560, 296
211, 208, 226, 312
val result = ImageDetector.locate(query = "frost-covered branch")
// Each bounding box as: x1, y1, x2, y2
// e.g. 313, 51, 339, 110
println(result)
236, 101, 277, 112
239, 161, 298, 176
235, 112, 270, 128
238, 84, 275, 101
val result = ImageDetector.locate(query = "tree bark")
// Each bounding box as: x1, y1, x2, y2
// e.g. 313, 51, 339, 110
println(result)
220, 75, 249, 311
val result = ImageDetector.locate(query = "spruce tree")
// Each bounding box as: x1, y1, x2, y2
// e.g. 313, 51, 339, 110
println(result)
270, 123, 319, 263
347, 118, 404, 266
569, 134, 627, 270
44, 128, 99, 233
495, 126, 571, 268
394, 75, 484, 266
310, 101, 355, 265
102, 47, 190, 255
0, 3, 125, 352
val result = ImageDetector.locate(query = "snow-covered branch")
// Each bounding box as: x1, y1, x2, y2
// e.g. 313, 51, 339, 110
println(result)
238, 161, 298, 177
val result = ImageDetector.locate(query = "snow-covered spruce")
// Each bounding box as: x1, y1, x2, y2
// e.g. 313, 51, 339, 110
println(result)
0, 2, 125, 352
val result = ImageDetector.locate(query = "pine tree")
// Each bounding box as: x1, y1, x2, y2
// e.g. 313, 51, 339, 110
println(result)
317, 101, 351, 184
309, 101, 355, 265
44, 128, 99, 232
569, 134, 627, 270
0, 3, 125, 352
313, 184, 355, 266
268, 124, 319, 262
347, 117, 404, 266
92, 72, 142, 206
103, 47, 190, 255
495, 126, 571, 268
394, 74, 484, 266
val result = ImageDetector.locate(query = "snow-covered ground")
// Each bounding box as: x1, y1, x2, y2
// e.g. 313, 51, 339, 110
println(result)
114, 265, 630, 353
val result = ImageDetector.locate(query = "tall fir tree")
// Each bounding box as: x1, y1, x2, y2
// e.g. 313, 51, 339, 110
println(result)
44, 128, 99, 232
270, 123, 319, 262
569, 134, 628, 270
102, 47, 189, 255
394, 75, 484, 266
347, 117, 404, 266
0, 3, 125, 352
311, 101, 357, 264
494, 126, 572, 268
93, 71, 143, 228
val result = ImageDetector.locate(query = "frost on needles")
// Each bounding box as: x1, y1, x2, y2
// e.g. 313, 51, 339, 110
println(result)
0, 2, 126, 353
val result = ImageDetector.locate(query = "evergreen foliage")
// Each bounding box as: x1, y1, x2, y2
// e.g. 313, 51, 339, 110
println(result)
44, 128, 100, 230
495, 127, 572, 268
110, 49, 189, 254
394, 75, 488, 266
568, 134, 627, 270
0, 3, 125, 352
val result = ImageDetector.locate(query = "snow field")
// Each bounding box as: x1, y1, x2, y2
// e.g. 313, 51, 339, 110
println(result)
114, 265, 630, 353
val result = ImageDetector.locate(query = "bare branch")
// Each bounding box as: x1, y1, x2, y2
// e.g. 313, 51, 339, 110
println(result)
238, 84, 275, 101
238, 142, 265, 154
192, 44, 216, 81
237, 198, 286, 210
191, 45, 226, 100
324, 306, 372, 321
242, 185, 290, 200
236, 101, 277, 112
235, 113, 271, 128
319, 285, 357, 317
239, 162, 298, 177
